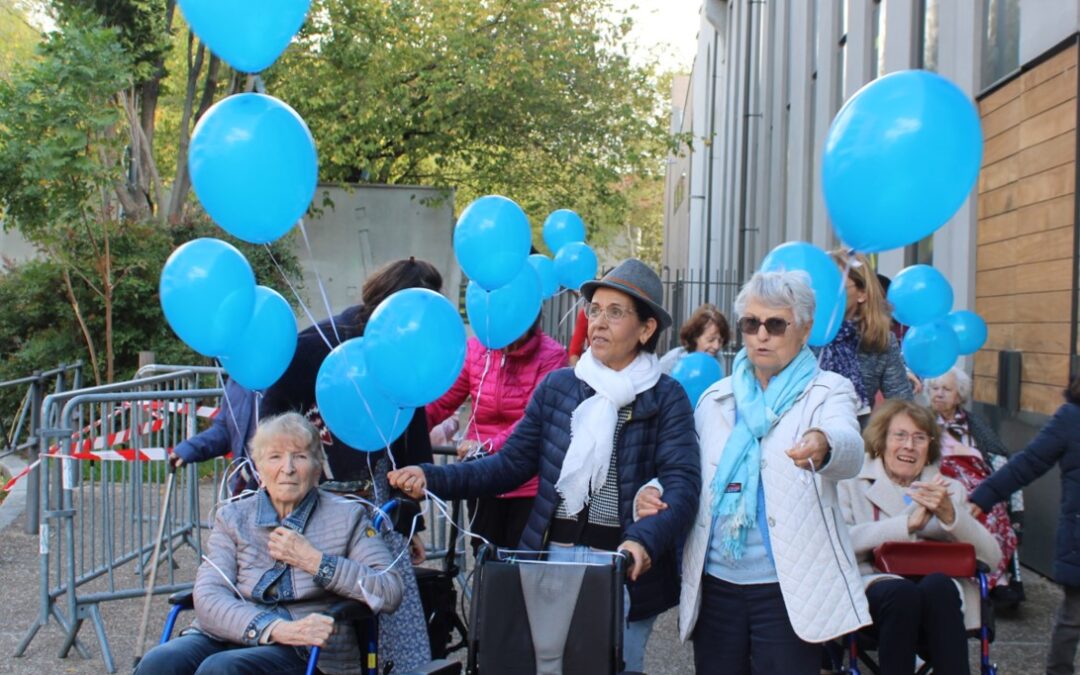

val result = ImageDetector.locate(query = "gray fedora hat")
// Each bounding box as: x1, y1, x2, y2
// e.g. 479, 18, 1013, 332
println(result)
580, 258, 672, 331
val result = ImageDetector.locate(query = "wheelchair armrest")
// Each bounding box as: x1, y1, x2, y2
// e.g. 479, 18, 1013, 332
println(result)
325, 599, 373, 623
168, 591, 194, 609
976, 561, 991, 574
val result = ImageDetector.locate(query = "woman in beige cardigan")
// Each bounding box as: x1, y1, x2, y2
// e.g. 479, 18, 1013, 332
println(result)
838, 399, 1001, 675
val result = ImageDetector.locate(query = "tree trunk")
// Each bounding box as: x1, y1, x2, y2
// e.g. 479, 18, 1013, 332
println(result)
103, 222, 114, 383
167, 39, 222, 223
61, 268, 102, 387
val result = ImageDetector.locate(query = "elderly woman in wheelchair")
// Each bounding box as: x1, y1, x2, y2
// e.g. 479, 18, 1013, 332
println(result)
136, 412, 405, 675
838, 399, 1002, 675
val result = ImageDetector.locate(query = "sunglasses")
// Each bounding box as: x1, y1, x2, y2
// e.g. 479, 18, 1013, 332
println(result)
737, 316, 792, 336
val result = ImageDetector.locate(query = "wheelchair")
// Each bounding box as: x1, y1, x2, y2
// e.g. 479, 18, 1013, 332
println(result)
464, 544, 642, 675
824, 541, 998, 675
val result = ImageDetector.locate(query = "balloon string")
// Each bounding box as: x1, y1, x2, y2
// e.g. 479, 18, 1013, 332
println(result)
263, 244, 336, 352
558, 294, 583, 329
297, 218, 342, 346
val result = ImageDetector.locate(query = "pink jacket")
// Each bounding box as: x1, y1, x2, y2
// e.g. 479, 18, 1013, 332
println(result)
425, 331, 569, 498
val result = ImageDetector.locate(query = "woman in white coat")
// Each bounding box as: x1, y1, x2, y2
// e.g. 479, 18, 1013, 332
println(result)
838, 399, 1002, 675
638, 270, 870, 674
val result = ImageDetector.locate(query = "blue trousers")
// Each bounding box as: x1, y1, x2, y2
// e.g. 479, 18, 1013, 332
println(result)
134, 632, 308, 675
692, 575, 820, 675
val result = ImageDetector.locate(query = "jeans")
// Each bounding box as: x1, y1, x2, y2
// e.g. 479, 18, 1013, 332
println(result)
134, 633, 307, 675
692, 575, 820, 675
865, 574, 969, 675
545, 543, 658, 672
1048, 584, 1080, 675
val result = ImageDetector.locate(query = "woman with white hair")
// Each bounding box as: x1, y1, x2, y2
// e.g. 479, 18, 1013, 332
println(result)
925, 366, 1020, 604
639, 270, 869, 673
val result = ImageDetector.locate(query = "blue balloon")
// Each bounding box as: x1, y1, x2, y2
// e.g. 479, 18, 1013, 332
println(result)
760, 242, 847, 347
178, 0, 311, 73
823, 70, 983, 252
316, 338, 414, 452
527, 254, 558, 299
902, 320, 960, 378
542, 210, 586, 254
554, 242, 599, 290
454, 195, 532, 291
160, 238, 256, 357
466, 264, 543, 350
189, 93, 317, 244
887, 265, 954, 327
672, 352, 724, 406
946, 310, 988, 355
364, 289, 467, 407
217, 286, 297, 389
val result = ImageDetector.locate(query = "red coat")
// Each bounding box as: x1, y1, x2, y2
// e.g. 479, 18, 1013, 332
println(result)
425, 331, 568, 498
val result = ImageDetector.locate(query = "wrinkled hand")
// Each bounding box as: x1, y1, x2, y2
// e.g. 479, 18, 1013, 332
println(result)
387, 466, 427, 499
269, 613, 335, 647
457, 440, 481, 461
168, 455, 184, 470
618, 540, 652, 582
268, 527, 322, 575
635, 487, 667, 520
909, 476, 955, 525
409, 534, 427, 564
907, 372, 922, 395
969, 502, 985, 519
786, 431, 829, 470
907, 504, 932, 533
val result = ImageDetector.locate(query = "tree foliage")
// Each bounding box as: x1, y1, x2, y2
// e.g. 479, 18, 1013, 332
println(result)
0, 0, 42, 79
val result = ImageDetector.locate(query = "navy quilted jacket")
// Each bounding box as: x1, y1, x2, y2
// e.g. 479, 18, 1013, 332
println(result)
422, 368, 701, 621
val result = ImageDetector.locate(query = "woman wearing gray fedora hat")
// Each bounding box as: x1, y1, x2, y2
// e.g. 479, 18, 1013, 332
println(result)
390, 258, 701, 672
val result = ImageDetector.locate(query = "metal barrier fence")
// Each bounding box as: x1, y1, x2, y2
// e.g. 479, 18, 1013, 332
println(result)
14, 368, 227, 673
0, 363, 84, 535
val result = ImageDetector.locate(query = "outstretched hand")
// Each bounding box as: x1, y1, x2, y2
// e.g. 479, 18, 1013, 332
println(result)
387, 466, 427, 499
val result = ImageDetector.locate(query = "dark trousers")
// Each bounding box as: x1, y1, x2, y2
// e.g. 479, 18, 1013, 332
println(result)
468, 495, 534, 554
692, 575, 820, 675
134, 633, 308, 675
1048, 584, 1080, 675
865, 574, 970, 675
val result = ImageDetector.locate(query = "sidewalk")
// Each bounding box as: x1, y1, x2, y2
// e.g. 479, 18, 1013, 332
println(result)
0, 496, 1062, 674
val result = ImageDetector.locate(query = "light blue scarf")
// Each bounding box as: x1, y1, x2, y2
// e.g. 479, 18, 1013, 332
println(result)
709, 345, 818, 559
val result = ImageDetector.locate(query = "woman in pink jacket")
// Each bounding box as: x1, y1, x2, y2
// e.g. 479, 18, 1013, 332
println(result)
426, 319, 569, 551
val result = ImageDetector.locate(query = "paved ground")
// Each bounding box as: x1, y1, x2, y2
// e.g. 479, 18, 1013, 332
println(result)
0, 478, 1065, 674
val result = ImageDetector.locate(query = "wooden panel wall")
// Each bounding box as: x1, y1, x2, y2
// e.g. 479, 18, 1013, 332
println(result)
974, 45, 1078, 416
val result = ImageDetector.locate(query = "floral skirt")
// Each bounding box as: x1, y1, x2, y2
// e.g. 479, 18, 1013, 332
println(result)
939, 455, 1017, 588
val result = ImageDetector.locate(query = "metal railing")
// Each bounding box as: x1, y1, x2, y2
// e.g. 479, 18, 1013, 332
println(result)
14, 368, 227, 673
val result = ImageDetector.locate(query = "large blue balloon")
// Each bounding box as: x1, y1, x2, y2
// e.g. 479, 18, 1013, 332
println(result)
672, 352, 724, 407
902, 320, 960, 378
217, 286, 297, 389
364, 289, 467, 407
946, 310, 988, 355
554, 241, 599, 290
453, 195, 532, 291
887, 265, 954, 327
542, 210, 586, 254
160, 238, 256, 357
760, 242, 847, 347
823, 70, 983, 252
189, 93, 317, 244
316, 338, 414, 452
527, 254, 558, 299
178, 0, 311, 73
466, 264, 543, 350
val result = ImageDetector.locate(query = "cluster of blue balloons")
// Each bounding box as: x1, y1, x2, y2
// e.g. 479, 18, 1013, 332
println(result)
160, 239, 297, 389
823, 70, 983, 254
455, 198, 598, 350
759, 242, 847, 347
314, 289, 467, 451
887, 265, 987, 378
672, 353, 724, 407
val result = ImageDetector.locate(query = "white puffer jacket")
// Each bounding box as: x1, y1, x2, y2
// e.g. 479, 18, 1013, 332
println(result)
679, 371, 872, 643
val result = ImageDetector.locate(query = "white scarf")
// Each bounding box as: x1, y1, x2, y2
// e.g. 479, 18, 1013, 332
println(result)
555, 348, 662, 516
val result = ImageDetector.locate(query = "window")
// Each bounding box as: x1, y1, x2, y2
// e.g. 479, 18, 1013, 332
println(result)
981, 0, 1020, 88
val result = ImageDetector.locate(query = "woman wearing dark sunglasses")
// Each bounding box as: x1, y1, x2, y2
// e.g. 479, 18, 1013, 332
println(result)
640, 270, 869, 673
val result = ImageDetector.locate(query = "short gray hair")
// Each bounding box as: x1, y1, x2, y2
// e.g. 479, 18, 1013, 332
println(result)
249, 412, 326, 466
925, 366, 972, 404
733, 270, 816, 327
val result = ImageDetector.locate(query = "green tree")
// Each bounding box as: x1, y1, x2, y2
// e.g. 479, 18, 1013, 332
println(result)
268, 0, 674, 253
0, 1, 42, 79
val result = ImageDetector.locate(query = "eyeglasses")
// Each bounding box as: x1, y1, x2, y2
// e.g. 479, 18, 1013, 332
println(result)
737, 316, 792, 336
586, 303, 636, 323
888, 430, 931, 446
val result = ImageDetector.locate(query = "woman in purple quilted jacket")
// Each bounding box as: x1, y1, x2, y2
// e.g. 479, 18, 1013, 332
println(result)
425, 318, 568, 552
